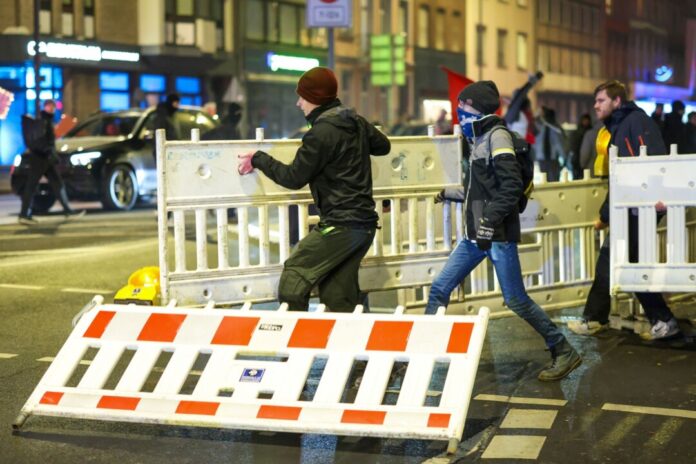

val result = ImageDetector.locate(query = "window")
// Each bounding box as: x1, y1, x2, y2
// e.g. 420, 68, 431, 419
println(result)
166, 0, 196, 45
451, 11, 462, 52
537, 44, 549, 72
561, 47, 571, 73
39, 0, 52, 34
62, 0, 74, 36
211, 0, 224, 50
497, 29, 508, 68
279, 4, 298, 44
549, 45, 560, 73
591, 53, 601, 78
398, 1, 408, 35
139, 74, 166, 107
476, 25, 486, 66
516, 33, 528, 70
562, 1, 573, 29
417, 6, 429, 48
84, 0, 95, 38
435, 9, 445, 51
176, 76, 202, 106
582, 6, 593, 33
245, 0, 265, 41
605, 0, 612, 15
537, 0, 549, 23
550, 0, 561, 25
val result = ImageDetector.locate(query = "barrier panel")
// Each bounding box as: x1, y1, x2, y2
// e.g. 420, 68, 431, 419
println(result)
610, 146, 696, 294
15, 300, 489, 453
155, 128, 609, 315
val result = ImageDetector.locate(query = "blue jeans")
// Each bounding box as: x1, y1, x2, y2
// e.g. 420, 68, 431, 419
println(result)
425, 239, 565, 348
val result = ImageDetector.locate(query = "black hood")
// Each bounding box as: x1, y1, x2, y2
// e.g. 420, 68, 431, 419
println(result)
305, 98, 341, 125
605, 101, 643, 132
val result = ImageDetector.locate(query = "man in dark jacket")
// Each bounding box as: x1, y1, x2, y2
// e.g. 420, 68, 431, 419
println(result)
238, 67, 391, 312
153, 93, 182, 141
18, 100, 83, 225
202, 102, 243, 141
569, 80, 680, 340
662, 100, 686, 153
426, 81, 582, 382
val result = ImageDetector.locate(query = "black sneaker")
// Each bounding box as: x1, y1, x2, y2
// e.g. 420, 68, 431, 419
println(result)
18, 215, 39, 225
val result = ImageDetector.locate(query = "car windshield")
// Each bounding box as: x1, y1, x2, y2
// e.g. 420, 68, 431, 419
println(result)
64, 113, 141, 138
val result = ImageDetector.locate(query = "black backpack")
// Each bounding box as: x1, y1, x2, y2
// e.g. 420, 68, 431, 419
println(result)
21, 114, 47, 153
488, 126, 535, 213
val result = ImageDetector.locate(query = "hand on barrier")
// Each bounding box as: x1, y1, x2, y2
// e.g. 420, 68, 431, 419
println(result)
238, 151, 256, 175
476, 219, 494, 252
593, 218, 608, 231
434, 189, 446, 204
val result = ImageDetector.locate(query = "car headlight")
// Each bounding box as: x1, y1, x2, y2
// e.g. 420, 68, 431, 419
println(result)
70, 151, 102, 166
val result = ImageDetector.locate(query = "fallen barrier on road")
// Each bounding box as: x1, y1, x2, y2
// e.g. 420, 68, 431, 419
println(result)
15, 299, 489, 453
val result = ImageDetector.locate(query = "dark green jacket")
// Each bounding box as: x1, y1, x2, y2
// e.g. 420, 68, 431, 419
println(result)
252, 100, 391, 228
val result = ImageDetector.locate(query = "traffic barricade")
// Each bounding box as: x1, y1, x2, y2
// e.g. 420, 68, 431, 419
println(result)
15, 300, 490, 453
609, 145, 696, 294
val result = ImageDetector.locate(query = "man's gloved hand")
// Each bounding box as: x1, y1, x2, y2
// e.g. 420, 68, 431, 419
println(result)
434, 189, 446, 204
476, 219, 494, 251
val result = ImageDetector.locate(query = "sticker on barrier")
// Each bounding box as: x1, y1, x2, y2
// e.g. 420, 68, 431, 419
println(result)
15, 301, 490, 452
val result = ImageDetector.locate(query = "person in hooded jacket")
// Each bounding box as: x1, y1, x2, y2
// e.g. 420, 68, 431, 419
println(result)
568, 80, 680, 340
237, 67, 391, 312
427, 81, 582, 382
153, 93, 182, 142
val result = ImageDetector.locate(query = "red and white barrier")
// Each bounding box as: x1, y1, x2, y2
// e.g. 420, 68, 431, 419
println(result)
15, 300, 489, 452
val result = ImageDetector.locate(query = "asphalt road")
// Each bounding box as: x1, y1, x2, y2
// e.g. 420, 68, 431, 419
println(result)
0, 196, 695, 463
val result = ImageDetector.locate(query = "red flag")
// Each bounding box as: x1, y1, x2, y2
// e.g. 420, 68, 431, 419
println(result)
440, 66, 473, 124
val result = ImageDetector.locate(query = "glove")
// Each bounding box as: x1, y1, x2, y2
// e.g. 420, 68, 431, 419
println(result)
476, 219, 494, 251
434, 189, 446, 204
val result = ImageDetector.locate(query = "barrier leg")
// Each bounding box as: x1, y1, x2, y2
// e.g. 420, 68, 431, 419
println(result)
447, 437, 459, 454
12, 410, 29, 430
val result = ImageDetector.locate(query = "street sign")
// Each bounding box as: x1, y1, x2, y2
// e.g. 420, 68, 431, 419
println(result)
306, 0, 352, 28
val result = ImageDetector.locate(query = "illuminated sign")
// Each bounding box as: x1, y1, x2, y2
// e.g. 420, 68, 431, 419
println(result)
0, 86, 14, 120
655, 65, 673, 83
266, 53, 319, 72
27, 40, 140, 63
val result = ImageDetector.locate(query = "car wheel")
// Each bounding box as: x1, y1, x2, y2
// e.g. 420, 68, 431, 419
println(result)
102, 164, 138, 211
31, 183, 56, 214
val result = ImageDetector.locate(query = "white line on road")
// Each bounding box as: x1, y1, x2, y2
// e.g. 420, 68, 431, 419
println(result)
602, 402, 696, 420
0, 353, 18, 359
0, 283, 45, 290
38, 357, 92, 366
61, 288, 113, 294
474, 393, 567, 407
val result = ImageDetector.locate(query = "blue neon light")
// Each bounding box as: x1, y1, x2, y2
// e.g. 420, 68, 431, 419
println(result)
175, 76, 201, 94
140, 74, 165, 92
655, 65, 673, 83
100, 72, 129, 91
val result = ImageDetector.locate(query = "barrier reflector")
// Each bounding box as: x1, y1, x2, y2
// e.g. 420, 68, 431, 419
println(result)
15, 302, 489, 451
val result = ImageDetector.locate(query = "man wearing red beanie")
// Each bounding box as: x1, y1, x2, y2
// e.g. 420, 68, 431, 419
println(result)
238, 67, 391, 312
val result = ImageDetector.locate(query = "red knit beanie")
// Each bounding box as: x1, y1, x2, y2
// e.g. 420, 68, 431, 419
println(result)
296, 67, 338, 105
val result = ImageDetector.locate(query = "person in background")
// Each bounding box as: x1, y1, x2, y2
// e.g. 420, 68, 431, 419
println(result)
650, 102, 665, 132
18, 100, 85, 225
202, 102, 243, 141
237, 67, 391, 312
534, 106, 566, 182
427, 80, 582, 382
685, 111, 696, 153
579, 120, 602, 177
434, 108, 452, 135
153, 93, 182, 142
568, 80, 680, 340
662, 100, 687, 153
568, 113, 593, 179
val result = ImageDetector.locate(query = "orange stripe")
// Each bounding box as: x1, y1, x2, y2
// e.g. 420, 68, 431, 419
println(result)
211, 316, 260, 345
176, 400, 220, 416
97, 395, 140, 410
365, 321, 413, 351
39, 391, 64, 405
287, 319, 335, 348
428, 413, 451, 428
447, 322, 474, 353
83, 310, 116, 338
137, 313, 186, 342
341, 409, 386, 425
257, 405, 301, 420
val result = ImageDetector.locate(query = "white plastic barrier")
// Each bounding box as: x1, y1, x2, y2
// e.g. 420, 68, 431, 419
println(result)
15, 299, 489, 453
155, 128, 609, 314
610, 145, 696, 293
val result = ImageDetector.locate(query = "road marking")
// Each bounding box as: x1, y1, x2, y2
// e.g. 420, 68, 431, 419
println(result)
38, 357, 92, 366
597, 414, 642, 453
61, 288, 113, 294
0, 353, 18, 359
474, 393, 567, 407
0, 283, 44, 290
500, 409, 558, 429
642, 417, 684, 460
602, 403, 696, 420
481, 435, 546, 460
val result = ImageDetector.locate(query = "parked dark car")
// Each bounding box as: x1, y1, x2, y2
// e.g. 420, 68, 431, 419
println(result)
10, 106, 218, 212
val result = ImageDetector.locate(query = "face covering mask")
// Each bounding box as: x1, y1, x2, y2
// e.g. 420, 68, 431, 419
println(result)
457, 107, 483, 138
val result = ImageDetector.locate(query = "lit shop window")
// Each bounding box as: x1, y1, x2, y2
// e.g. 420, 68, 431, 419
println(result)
100, 72, 130, 111
176, 76, 202, 106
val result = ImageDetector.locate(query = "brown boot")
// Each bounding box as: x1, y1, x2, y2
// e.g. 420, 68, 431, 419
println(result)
538, 339, 582, 381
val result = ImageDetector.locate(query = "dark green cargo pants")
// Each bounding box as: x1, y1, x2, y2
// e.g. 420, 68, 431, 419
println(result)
278, 224, 375, 312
